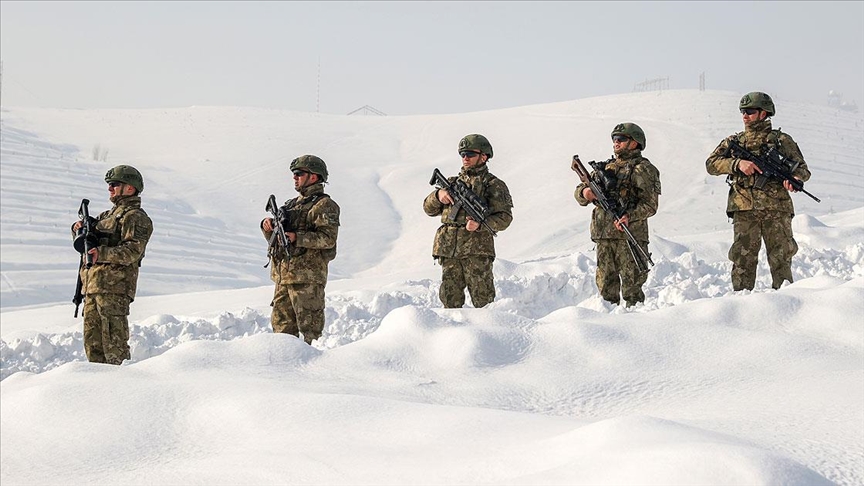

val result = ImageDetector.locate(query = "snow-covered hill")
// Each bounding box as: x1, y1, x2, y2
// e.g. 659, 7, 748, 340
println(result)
2, 90, 862, 308
1, 90, 862, 485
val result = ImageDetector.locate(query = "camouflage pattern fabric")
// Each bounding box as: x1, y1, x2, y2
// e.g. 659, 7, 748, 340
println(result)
595, 239, 651, 306
574, 149, 661, 242
706, 119, 809, 290
423, 164, 513, 258
82, 293, 131, 364
730, 210, 798, 290
438, 256, 495, 308
574, 149, 660, 306
706, 119, 810, 217
262, 183, 340, 285
271, 283, 325, 344
79, 196, 153, 300
73, 194, 152, 365
423, 164, 512, 308
262, 183, 339, 343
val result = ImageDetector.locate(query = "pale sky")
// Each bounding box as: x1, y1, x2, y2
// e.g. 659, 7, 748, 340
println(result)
1, 1, 862, 115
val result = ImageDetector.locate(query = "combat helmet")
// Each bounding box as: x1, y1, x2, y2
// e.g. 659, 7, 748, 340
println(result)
458, 134, 493, 159
611, 122, 646, 150
739, 91, 775, 116
290, 154, 328, 182
105, 165, 144, 193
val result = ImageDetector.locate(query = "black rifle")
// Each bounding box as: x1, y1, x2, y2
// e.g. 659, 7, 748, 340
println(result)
572, 155, 654, 274
727, 138, 820, 202
429, 168, 496, 236
264, 194, 291, 267
72, 199, 98, 317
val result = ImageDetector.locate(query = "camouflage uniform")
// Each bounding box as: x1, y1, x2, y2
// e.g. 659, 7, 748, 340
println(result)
706, 118, 810, 290
423, 164, 513, 308
262, 182, 340, 344
575, 149, 661, 306
76, 195, 153, 364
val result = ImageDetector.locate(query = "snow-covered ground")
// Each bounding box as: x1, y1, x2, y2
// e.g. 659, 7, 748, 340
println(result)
1, 90, 862, 485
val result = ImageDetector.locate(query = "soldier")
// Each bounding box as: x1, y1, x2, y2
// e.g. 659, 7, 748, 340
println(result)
71, 165, 153, 365
423, 134, 513, 308
261, 155, 340, 344
574, 123, 661, 307
706, 91, 811, 291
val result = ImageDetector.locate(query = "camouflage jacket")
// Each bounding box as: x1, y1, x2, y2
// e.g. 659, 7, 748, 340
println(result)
423, 164, 513, 258
76, 195, 153, 300
706, 119, 810, 217
262, 183, 340, 285
574, 150, 661, 242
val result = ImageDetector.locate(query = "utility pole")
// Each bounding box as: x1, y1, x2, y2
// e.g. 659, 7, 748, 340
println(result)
699, 72, 706, 91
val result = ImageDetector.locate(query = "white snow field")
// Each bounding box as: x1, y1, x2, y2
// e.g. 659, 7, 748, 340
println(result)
1, 90, 862, 485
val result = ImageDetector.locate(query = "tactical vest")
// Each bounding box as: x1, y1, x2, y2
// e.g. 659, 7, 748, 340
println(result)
603, 157, 646, 213
727, 128, 784, 189
96, 205, 149, 267
281, 193, 337, 262
440, 171, 498, 224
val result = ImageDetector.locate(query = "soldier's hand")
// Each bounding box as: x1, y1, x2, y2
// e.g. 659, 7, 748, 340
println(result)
437, 189, 454, 205
614, 214, 630, 232
465, 217, 480, 232
582, 187, 597, 202
262, 218, 274, 232
738, 159, 763, 176
783, 178, 800, 192
87, 247, 99, 264
73, 221, 83, 231
286, 232, 297, 243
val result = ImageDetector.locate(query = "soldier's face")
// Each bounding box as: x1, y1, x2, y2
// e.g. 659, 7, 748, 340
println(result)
293, 170, 316, 191
107, 182, 134, 198
741, 108, 768, 126
460, 150, 486, 169
612, 135, 637, 154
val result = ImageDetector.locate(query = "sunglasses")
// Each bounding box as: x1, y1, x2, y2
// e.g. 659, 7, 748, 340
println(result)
612, 135, 631, 143
107, 181, 123, 188
459, 151, 482, 159
740, 108, 761, 115
292, 170, 310, 177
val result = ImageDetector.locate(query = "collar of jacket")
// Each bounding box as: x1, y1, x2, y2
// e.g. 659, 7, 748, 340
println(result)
744, 118, 773, 135
614, 148, 642, 162
109, 194, 142, 207
298, 182, 325, 200
460, 163, 489, 178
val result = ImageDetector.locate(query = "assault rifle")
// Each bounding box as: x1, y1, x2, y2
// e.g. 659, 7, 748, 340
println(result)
571, 155, 654, 274
429, 168, 496, 236
72, 199, 99, 317
727, 138, 820, 202
264, 194, 291, 267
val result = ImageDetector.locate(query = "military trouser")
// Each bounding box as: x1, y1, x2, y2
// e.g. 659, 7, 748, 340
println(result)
595, 239, 650, 307
271, 283, 325, 344
438, 256, 495, 308
82, 293, 131, 365
729, 209, 798, 291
